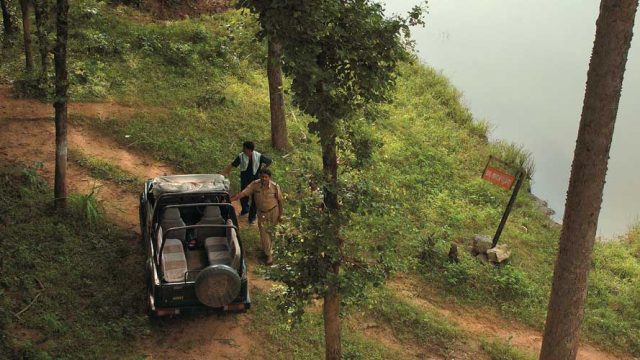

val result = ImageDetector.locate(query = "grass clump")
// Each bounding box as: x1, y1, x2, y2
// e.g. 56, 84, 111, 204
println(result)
480, 338, 535, 360
490, 140, 536, 177
69, 148, 140, 191
0, 162, 148, 359
67, 187, 103, 227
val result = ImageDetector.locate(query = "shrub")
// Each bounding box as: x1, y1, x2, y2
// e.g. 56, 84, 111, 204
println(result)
67, 187, 103, 227
13, 73, 50, 100
489, 140, 536, 178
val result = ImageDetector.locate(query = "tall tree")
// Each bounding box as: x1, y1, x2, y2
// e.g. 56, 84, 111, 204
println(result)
1, 0, 15, 35
33, 0, 52, 83
242, 1, 424, 358
53, 0, 68, 209
19, 0, 33, 71
539, 1, 638, 359
239, 1, 290, 150
267, 34, 289, 150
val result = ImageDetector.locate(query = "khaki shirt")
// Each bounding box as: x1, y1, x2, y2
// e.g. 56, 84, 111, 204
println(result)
242, 180, 283, 213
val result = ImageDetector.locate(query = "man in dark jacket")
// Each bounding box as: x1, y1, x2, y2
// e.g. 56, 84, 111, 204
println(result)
223, 141, 272, 224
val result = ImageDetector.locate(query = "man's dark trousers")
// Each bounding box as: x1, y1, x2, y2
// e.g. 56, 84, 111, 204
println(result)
240, 178, 257, 222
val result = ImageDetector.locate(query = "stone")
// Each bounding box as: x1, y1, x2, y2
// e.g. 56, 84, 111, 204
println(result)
487, 244, 511, 263
532, 194, 557, 217
476, 253, 490, 265
472, 235, 493, 255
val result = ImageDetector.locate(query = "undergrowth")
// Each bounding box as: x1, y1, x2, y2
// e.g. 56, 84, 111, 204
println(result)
247, 289, 397, 360
0, 162, 148, 359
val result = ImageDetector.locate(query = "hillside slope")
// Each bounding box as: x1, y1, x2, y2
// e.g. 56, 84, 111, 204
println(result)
1, 1, 638, 358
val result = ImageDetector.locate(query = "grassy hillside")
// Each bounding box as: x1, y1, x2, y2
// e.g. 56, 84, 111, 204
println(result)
1, 0, 639, 357
0, 163, 148, 359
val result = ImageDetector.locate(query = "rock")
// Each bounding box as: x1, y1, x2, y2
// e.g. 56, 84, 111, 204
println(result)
487, 244, 511, 263
532, 194, 557, 217
472, 235, 493, 255
476, 253, 490, 265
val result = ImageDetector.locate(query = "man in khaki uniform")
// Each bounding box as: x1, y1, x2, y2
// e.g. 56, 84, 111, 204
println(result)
230, 169, 283, 265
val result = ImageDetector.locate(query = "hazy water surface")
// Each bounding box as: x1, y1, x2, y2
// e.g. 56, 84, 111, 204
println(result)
386, 0, 640, 237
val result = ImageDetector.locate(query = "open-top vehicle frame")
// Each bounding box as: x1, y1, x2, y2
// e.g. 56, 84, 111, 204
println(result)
139, 174, 250, 316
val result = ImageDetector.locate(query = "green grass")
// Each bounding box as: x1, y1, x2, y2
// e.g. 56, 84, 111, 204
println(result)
247, 289, 398, 360
583, 239, 640, 353
625, 223, 640, 259
68, 188, 103, 227
0, 162, 148, 359
363, 289, 462, 356
2, 1, 640, 356
480, 339, 535, 360
68, 148, 141, 191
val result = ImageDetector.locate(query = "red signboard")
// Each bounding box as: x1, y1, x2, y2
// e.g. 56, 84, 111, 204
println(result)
482, 166, 516, 190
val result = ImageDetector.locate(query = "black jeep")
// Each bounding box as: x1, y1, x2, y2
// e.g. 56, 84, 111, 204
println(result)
139, 174, 250, 316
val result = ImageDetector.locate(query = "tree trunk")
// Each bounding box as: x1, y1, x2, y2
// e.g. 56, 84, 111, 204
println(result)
53, 0, 68, 210
319, 121, 341, 360
324, 282, 341, 360
539, 1, 638, 359
267, 35, 289, 150
34, 0, 49, 82
19, 0, 33, 71
1, 0, 14, 35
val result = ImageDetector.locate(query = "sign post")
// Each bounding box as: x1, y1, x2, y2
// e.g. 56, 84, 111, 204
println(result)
481, 156, 526, 247
491, 171, 524, 247
482, 166, 516, 190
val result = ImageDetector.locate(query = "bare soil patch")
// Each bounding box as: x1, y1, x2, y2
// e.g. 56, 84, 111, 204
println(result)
0, 86, 141, 120
0, 118, 140, 231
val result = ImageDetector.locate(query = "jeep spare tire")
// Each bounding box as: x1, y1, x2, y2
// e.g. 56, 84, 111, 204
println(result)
195, 265, 241, 308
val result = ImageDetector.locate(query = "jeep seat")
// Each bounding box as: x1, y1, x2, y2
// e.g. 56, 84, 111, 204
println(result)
160, 208, 186, 241
204, 222, 241, 269
162, 238, 188, 282
160, 208, 188, 282
196, 206, 226, 242
205, 238, 232, 266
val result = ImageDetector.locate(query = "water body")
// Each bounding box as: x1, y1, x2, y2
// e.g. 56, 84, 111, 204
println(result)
385, 0, 640, 237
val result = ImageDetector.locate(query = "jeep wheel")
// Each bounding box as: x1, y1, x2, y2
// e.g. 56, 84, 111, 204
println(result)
195, 265, 241, 308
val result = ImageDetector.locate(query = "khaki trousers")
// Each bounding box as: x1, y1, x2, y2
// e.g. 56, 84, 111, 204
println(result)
257, 207, 279, 257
